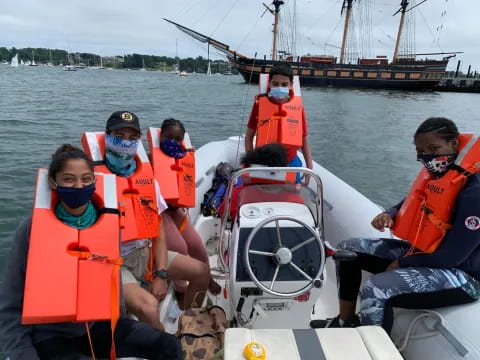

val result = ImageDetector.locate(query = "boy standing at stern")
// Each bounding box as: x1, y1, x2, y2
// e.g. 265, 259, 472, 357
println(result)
244, 64, 313, 183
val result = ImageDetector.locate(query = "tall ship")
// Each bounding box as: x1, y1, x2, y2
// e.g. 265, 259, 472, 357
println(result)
165, 0, 457, 90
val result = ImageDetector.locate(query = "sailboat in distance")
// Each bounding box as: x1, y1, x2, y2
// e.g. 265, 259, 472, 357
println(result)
29, 50, 38, 66
164, 0, 460, 90
47, 50, 54, 66
140, 57, 147, 71
63, 53, 77, 71
10, 54, 19, 68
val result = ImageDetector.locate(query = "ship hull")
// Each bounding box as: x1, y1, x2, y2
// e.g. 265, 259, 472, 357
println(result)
233, 57, 448, 90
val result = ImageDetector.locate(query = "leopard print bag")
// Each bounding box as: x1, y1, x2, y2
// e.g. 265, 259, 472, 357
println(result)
177, 304, 227, 360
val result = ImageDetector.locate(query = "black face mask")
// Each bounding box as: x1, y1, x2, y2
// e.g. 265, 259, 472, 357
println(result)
417, 153, 456, 175
55, 183, 96, 208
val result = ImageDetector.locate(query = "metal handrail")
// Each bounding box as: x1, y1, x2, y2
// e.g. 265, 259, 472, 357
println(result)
217, 166, 324, 273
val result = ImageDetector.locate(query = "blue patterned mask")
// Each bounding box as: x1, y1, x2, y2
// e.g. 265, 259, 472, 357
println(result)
160, 139, 186, 159
105, 133, 138, 177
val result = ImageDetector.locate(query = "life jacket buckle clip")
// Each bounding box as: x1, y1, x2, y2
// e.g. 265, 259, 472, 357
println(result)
88, 253, 108, 262
420, 204, 433, 215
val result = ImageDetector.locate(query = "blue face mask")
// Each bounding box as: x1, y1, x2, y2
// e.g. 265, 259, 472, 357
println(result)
160, 139, 186, 159
105, 133, 138, 177
55, 182, 96, 209
268, 87, 290, 101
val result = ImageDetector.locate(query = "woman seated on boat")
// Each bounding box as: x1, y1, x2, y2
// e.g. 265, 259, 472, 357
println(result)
320, 117, 480, 333
157, 118, 221, 296
0, 144, 182, 360
219, 143, 303, 220
100, 112, 209, 323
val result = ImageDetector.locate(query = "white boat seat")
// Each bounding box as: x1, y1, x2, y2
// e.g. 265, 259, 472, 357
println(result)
224, 326, 403, 360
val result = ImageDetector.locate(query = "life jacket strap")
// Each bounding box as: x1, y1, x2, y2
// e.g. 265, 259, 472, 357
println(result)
141, 197, 158, 214
143, 215, 162, 283
98, 207, 120, 215
426, 212, 452, 233
85, 322, 96, 360
420, 203, 452, 233
93, 160, 105, 166
118, 203, 126, 229
450, 164, 472, 177
178, 212, 189, 233
68, 250, 122, 360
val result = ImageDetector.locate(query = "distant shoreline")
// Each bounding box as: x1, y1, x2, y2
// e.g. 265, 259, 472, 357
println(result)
1, 46, 236, 73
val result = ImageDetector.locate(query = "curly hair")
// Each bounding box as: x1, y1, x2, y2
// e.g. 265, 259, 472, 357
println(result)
242, 143, 288, 168
161, 118, 186, 136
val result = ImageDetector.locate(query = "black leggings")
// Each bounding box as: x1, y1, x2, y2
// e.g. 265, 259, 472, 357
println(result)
35, 318, 182, 360
338, 253, 391, 301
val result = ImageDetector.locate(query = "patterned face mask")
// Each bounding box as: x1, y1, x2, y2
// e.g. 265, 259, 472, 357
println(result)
105, 133, 138, 177
160, 139, 186, 159
417, 153, 456, 175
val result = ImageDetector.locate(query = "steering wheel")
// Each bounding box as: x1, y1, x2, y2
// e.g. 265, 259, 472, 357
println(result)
243, 216, 325, 298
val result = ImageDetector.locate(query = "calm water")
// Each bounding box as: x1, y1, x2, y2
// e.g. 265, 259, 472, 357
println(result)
1, 65, 479, 277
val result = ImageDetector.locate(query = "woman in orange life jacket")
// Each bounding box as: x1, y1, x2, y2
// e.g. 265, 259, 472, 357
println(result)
244, 64, 313, 184
102, 112, 209, 329
0, 145, 182, 360
313, 118, 480, 333
158, 118, 221, 296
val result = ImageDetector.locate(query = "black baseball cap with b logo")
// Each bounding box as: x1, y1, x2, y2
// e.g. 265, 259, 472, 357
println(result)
106, 111, 141, 132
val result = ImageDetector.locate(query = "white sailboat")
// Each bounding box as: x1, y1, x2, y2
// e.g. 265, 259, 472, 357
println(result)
47, 50, 54, 66
10, 54, 19, 68
63, 53, 77, 71
29, 50, 38, 66
172, 39, 180, 74
206, 60, 211, 76
140, 57, 146, 71
207, 43, 212, 76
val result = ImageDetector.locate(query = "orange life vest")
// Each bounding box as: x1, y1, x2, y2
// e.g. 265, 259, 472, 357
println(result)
147, 127, 196, 208
255, 95, 303, 149
23, 169, 121, 325
81, 132, 159, 242
255, 72, 303, 149
392, 133, 480, 253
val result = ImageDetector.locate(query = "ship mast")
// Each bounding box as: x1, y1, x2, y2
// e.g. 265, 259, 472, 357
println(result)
339, 0, 354, 64
392, 0, 409, 62
264, 1, 284, 60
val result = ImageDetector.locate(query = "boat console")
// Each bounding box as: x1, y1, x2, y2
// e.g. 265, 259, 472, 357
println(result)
218, 167, 326, 328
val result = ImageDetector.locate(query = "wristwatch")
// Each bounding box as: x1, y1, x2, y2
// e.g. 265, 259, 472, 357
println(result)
153, 269, 169, 279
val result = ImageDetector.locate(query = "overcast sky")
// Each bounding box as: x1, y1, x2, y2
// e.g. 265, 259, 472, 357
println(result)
1, 0, 478, 72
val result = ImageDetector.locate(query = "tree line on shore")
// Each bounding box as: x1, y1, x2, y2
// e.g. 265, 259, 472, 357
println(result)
0, 47, 236, 73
